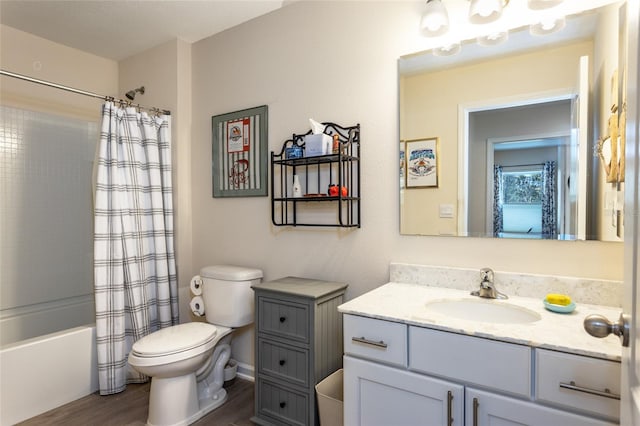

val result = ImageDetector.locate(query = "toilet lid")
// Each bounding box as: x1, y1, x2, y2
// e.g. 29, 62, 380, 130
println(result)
131, 322, 218, 357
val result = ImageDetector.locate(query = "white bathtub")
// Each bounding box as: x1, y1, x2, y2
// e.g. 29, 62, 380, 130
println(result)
0, 325, 99, 425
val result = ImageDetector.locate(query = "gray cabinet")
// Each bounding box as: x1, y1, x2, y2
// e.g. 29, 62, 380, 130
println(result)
252, 277, 347, 426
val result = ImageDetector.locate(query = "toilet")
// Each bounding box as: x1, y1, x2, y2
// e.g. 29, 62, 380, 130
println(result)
128, 265, 263, 426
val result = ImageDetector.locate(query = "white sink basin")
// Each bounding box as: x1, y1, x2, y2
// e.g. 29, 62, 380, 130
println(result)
423, 298, 541, 324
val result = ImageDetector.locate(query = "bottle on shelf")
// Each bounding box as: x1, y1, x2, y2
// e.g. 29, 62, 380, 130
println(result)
292, 175, 302, 198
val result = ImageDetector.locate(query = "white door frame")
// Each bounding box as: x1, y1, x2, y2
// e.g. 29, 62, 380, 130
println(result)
458, 91, 575, 235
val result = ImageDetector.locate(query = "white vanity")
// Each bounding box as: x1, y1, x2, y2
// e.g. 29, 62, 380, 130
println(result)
338, 265, 623, 426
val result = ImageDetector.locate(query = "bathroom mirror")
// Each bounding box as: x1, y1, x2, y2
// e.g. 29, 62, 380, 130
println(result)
399, 1, 626, 241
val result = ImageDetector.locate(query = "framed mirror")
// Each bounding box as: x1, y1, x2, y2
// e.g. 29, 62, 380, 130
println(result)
399, 1, 626, 241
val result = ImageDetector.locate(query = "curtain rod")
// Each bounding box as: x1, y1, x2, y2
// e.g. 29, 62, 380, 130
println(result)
500, 162, 548, 168
0, 69, 171, 115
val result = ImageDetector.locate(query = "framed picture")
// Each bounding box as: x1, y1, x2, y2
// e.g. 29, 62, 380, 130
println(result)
212, 105, 268, 197
406, 137, 439, 188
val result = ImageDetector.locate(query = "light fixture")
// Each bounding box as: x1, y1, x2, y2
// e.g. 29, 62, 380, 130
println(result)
421, 0, 449, 37
530, 16, 566, 36
433, 42, 461, 57
468, 0, 509, 24
477, 31, 509, 46
527, 0, 563, 10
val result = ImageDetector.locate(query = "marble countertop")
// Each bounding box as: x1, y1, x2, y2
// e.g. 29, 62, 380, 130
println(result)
338, 282, 623, 361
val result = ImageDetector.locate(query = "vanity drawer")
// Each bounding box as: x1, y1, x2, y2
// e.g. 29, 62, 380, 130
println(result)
257, 337, 309, 388
344, 314, 407, 367
256, 377, 309, 426
409, 326, 531, 398
258, 296, 309, 343
535, 349, 620, 421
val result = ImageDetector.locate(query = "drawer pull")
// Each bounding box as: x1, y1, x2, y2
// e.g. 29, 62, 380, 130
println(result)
279, 359, 286, 366
279, 401, 286, 409
472, 397, 479, 426
351, 336, 388, 349
279, 316, 286, 323
559, 381, 621, 400
446, 390, 453, 426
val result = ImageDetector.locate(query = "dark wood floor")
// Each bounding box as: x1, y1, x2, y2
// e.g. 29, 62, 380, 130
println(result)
18, 378, 255, 426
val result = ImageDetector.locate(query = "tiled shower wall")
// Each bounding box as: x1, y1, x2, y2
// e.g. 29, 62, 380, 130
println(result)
0, 105, 97, 346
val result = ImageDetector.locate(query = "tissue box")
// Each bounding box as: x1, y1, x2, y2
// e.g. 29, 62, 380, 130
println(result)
304, 134, 332, 157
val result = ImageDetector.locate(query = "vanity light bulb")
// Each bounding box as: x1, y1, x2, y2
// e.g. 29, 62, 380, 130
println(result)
433, 42, 461, 57
477, 31, 509, 46
530, 16, 566, 36
421, 0, 449, 37
469, 0, 505, 24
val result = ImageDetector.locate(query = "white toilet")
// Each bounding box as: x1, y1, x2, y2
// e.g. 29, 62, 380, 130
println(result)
128, 265, 263, 426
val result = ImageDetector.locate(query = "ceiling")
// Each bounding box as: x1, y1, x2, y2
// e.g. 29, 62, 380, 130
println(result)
0, 1, 288, 61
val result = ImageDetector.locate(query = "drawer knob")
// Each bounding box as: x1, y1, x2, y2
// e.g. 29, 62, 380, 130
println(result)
279, 401, 286, 409
279, 359, 286, 366
279, 316, 286, 323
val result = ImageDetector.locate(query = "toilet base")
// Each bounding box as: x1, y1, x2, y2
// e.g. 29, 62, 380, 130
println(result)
146, 374, 228, 426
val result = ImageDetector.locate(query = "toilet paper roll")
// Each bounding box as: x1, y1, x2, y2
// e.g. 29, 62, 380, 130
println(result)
190, 275, 203, 296
190, 296, 205, 317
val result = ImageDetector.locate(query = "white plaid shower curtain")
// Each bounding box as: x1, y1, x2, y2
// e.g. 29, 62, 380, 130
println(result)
94, 102, 178, 395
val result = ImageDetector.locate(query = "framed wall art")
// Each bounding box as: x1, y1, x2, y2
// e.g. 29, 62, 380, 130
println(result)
406, 137, 439, 188
212, 105, 268, 197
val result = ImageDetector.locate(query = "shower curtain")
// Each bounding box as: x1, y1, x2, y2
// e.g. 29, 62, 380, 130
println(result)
541, 161, 557, 239
492, 165, 504, 237
93, 102, 178, 395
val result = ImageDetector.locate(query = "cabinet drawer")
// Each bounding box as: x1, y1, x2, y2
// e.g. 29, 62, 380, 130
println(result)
256, 377, 309, 426
536, 349, 620, 421
409, 326, 531, 397
258, 297, 309, 343
258, 338, 309, 388
344, 314, 407, 367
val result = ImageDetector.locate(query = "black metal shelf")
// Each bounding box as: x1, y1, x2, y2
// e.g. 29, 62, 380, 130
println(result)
271, 122, 360, 228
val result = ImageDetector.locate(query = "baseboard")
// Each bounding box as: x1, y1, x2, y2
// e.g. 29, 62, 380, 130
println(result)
235, 361, 255, 382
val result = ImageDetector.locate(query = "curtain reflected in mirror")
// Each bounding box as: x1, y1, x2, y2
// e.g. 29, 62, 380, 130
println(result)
493, 162, 557, 239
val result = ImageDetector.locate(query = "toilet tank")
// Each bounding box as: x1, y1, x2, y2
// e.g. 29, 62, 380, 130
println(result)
200, 265, 263, 327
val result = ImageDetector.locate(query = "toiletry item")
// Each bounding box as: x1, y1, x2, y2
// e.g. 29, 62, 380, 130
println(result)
304, 134, 332, 156
285, 145, 303, 159
332, 134, 340, 154
292, 175, 302, 197
545, 293, 572, 306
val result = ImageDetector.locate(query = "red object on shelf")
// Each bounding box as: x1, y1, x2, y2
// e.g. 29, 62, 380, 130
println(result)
328, 185, 348, 197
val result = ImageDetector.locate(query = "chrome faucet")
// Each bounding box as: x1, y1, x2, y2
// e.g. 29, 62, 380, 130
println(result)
470, 267, 508, 299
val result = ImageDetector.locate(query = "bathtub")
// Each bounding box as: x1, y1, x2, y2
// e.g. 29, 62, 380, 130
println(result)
0, 325, 99, 425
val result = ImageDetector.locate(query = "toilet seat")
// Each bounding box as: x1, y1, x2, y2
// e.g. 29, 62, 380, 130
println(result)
130, 323, 219, 366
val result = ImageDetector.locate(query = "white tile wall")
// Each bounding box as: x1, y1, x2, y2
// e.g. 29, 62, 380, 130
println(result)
0, 106, 98, 345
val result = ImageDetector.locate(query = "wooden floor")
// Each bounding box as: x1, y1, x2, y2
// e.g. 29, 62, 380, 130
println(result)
18, 378, 255, 426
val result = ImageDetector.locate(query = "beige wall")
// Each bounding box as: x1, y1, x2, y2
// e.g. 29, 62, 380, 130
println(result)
190, 2, 623, 366
0, 25, 118, 118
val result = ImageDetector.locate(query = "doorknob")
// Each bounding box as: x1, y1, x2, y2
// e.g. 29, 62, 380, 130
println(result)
584, 313, 630, 347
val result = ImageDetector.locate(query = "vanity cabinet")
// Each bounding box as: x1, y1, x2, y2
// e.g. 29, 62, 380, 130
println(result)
271, 122, 360, 228
251, 277, 348, 426
344, 356, 464, 426
343, 314, 620, 426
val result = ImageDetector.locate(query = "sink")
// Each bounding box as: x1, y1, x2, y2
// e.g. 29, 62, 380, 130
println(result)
423, 298, 541, 324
